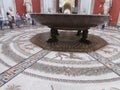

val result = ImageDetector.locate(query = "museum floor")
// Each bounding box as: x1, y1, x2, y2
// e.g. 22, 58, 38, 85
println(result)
0, 26, 120, 90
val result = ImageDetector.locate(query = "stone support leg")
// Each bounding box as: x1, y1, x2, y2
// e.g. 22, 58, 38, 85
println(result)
47, 28, 58, 43
76, 30, 82, 36
80, 29, 91, 44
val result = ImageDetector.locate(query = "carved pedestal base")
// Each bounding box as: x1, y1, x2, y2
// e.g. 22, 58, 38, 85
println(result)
48, 28, 90, 44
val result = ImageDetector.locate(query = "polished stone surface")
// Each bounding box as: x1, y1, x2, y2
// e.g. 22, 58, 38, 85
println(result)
31, 14, 109, 30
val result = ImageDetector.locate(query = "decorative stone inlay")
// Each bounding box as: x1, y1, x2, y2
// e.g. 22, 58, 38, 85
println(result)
1, 27, 120, 86
31, 31, 108, 52
0, 49, 49, 87
6, 84, 21, 90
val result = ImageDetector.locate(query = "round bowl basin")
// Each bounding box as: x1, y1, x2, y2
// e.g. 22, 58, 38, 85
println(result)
30, 13, 109, 30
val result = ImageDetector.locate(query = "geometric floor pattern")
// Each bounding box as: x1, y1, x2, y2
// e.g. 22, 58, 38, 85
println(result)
31, 32, 108, 52
0, 26, 120, 90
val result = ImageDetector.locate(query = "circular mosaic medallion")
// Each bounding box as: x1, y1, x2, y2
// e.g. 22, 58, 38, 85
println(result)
1, 28, 120, 84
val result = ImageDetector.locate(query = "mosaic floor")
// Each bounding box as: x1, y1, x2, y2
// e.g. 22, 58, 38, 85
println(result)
0, 26, 120, 90
31, 31, 108, 52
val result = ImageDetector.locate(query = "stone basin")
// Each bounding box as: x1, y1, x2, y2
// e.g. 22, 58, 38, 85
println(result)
30, 13, 109, 44
30, 13, 109, 30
